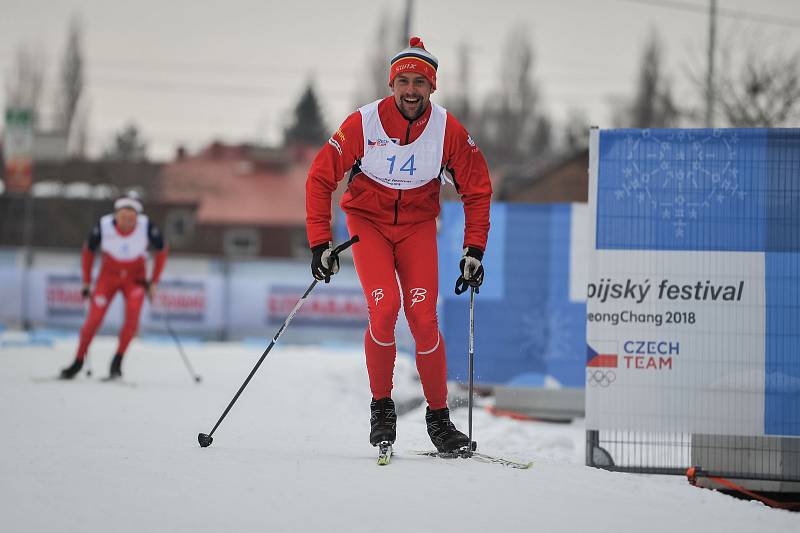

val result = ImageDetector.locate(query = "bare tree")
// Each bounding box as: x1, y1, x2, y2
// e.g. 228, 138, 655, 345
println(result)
684, 28, 800, 128
563, 108, 591, 150
4, 43, 46, 126
480, 25, 551, 167
614, 31, 680, 128
356, 10, 397, 106
54, 15, 86, 149
72, 104, 90, 157
715, 47, 800, 127
442, 41, 474, 131
530, 114, 552, 156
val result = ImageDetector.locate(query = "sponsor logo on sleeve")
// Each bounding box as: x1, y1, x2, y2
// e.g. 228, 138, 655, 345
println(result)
466, 134, 479, 153
328, 137, 342, 156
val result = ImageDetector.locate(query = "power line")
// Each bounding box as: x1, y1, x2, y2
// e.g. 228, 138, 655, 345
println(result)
617, 0, 800, 28
86, 76, 355, 101
0, 51, 354, 78
0, 49, 614, 85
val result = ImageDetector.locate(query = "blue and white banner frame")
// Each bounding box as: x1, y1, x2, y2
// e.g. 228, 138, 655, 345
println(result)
586, 127, 800, 438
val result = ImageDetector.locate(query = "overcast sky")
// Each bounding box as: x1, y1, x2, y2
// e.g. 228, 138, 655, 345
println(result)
2, 0, 799, 160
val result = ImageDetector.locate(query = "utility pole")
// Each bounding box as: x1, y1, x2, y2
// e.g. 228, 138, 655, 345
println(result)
705, 0, 717, 127
456, 42, 473, 125
402, 0, 413, 46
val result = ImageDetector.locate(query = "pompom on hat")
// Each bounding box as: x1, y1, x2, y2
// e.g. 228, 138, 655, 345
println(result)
389, 36, 438, 89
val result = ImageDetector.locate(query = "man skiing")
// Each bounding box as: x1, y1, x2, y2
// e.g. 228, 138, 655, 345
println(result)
59, 194, 168, 380
305, 37, 492, 453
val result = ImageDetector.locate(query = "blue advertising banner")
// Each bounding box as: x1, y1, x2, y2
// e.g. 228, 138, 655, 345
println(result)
588, 128, 800, 437
439, 202, 587, 388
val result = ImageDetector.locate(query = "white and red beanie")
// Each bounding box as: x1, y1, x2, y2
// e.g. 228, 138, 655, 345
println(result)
114, 196, 143, 213
389, 37, 438, 89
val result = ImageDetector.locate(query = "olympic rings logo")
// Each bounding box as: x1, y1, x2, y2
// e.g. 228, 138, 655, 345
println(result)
587, 369, 616, 387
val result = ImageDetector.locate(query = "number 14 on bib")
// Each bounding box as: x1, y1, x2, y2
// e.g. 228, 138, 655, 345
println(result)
386, 154, 417, 176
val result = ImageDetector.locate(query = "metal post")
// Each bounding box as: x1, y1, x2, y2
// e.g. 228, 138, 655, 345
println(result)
705, 0, 717, 127
402, 0, 413, 45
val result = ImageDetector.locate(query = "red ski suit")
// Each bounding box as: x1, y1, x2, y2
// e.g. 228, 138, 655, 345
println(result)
75, 216, 167, 361
306, 96, 492, 409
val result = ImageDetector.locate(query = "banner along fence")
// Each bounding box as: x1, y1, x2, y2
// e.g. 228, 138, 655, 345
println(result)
585, 128, 800, 482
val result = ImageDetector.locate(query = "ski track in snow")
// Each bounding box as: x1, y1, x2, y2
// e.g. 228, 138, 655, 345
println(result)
1, 335, 798, 533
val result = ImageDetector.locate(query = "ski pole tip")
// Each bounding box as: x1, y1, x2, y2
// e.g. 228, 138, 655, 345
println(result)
198, 433, 213, 447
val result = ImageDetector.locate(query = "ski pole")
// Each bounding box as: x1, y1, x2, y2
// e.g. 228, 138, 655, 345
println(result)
163, 307, 202, 383
143, 280, 203, 383
467, 285, 475, 452
198, 235, 359, 448
82, 290, 93, 377
84, 351, 93, 377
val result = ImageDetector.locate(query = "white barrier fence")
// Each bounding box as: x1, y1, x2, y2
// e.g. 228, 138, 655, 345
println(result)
0, 248, 407, 345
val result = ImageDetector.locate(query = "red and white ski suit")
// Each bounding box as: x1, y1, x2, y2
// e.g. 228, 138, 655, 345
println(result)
75, 214, 168, 361
306, 96, 492, 409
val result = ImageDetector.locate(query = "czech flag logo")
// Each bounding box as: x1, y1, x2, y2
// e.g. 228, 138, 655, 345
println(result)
587, 341, 618, 368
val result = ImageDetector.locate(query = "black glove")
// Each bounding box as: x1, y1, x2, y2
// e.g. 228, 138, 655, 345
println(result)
311, 242, 340, 283
455, 247, 484, 295
81, 284, 91, 299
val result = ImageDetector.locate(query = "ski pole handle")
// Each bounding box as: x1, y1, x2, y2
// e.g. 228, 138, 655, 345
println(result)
330, 235, 359, 256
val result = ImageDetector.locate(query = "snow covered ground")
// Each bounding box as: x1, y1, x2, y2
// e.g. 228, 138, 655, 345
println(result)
1, 333, 798, 532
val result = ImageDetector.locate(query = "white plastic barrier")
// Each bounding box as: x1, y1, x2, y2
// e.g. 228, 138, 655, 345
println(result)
4, 251, 409, 345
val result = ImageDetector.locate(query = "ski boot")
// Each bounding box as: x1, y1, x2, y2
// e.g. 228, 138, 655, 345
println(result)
369, 397, 397, 446
108, 353, 124, 380
59, 358, 84, 380
425, 407, 471, 453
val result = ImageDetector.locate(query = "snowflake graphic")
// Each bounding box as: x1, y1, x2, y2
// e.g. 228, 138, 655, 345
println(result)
613, 129, 746, 238
519, 308, 577, 365
519, 309, 549, 360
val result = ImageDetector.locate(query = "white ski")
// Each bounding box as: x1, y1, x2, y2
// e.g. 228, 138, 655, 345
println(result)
413, 449, 532, 470
99, 376, 137, 388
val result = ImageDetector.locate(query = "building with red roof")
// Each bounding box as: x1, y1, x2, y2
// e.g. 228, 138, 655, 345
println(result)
158, 141, 329, 258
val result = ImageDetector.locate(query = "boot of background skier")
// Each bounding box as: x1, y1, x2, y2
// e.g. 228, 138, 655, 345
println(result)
108, 353, 123, 379
59, 358, 84, 380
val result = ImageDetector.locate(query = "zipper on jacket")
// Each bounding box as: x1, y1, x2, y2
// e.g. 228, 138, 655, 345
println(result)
393, 190, 402, 225
396, 117, 413, 224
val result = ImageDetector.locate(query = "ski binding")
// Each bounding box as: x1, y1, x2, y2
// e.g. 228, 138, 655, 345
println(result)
377, 441, 393, 465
